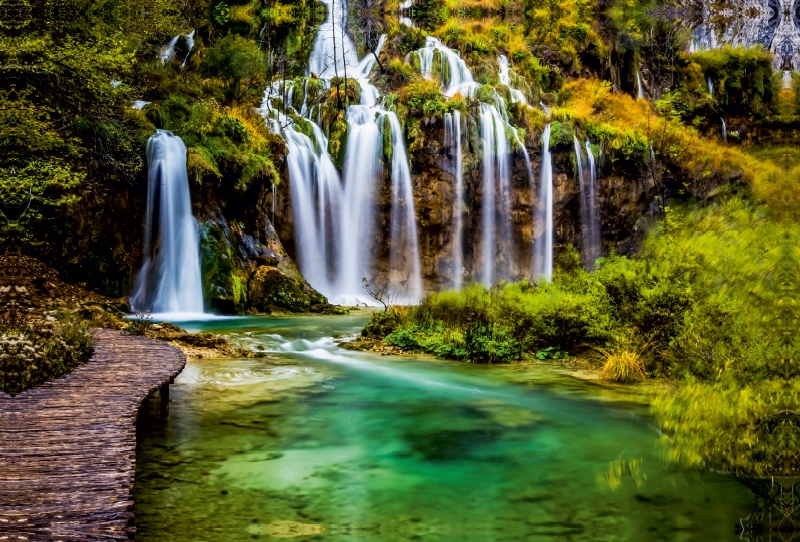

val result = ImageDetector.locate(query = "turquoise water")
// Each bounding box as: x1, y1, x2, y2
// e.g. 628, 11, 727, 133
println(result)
135, 315, 754, 541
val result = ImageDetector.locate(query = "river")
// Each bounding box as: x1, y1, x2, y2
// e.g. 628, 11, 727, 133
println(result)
135, 314, 754, 540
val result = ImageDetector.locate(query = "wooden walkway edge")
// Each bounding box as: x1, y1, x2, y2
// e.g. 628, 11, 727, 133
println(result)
0, 329, 186, 540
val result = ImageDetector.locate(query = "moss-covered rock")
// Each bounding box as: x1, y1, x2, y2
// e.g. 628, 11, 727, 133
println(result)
248, 265, 326, 313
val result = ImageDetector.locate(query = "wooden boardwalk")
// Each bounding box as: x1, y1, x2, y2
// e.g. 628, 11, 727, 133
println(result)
0, 329, 186, 540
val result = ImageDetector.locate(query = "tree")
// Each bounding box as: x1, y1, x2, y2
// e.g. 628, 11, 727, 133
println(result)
201, 35, 267, 103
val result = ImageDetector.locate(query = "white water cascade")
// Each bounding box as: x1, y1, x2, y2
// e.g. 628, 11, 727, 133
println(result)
412, 39, 536, 285
413, 37, 478, 97
160, 30, 195, 66
130, 130, 205, 317
386, 113, 423, 302
721, 117, 727, 142
707, 75, 714, 96
581, 139, 601, 268
498, 55, 526, 104
444, 111, 464, 290
262, 0, 423, 305
533, 123, 553, 281
308, 0, 359, 79
636, 70, 644, 99
479, 104, 512, 285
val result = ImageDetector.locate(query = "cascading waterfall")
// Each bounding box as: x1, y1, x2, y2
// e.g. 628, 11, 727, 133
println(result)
533, 123, 553, 281
584, 139, 601, 268
182, 30, 196, 68
413, 39, 534, 285
413, 37, 478, 97
707, 75, 714, 96
385, 113, 423, 302
444, 111, 464, 290
274, 114, 342, 295
130, 130, 204, 316
262, 0, 422, 305
721, 117, 727, 142
337, 106, 382, 303
574, 136, 601, 268
498, 55, 526, 104
479, 104, 512, 286
307, 0, 359, 79
636, 71, 644, 99
160, 30, 195, 66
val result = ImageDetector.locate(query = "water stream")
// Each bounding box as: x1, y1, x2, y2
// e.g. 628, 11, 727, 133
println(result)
135, 314, 754, 541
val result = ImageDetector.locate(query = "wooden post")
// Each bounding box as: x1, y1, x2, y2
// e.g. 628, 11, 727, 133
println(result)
159, 383, 170, 419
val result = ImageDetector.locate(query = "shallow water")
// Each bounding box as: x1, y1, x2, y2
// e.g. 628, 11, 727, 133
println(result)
135, 314, 754, 541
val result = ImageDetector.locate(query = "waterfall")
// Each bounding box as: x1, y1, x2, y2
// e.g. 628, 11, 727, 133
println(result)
385, 113, 423, 303
636, 71, 644, 99
181, 30, 196, 68
444, 111, 464, 290
130, 130, 204, 317
159, 35, 179, 63
533, 124, 553, 281
413, 37, 478, 97
721, 117, 727, 142
584, 140, 601, 268
498, 55, 526, 104
334, 106, 381, 303
707, 75, 713, 96
479, 104, 512, 286
574, 136, 601, 268
159, 30, 195, 66
307, 0, 359, 78
413, 39, 530, 285
279, 118, 342, 295
262, 0, 422, 305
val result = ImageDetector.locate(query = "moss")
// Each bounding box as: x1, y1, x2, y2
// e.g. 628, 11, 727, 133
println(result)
548, 120, 575, 148
249, 266, 326, 313
199, 221, 247, 314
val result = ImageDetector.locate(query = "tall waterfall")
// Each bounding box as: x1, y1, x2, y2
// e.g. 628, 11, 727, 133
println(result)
444, 111, 464, 290
386, 113, 423, 302
721, 117, 727, 141
479, 104, 512, 286
130, 130, 204, 316
707, 75, 714, 96
584, 140, 601, 268
533, 124, 553, 281
412, 39, 534, 285
574, 136, 601, 268
337, 106, 382, 303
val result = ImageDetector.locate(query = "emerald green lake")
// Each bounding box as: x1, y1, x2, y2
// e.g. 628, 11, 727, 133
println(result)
135, 314, 754, 541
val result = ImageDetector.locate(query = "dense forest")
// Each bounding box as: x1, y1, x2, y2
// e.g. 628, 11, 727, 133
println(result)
1, 0, 799, 536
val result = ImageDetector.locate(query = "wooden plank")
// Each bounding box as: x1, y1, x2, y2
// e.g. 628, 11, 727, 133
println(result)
0, 329, 186, 539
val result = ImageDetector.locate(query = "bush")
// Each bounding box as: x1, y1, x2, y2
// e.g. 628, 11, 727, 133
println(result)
362, 310, 400, 339
0, 323, 94, 394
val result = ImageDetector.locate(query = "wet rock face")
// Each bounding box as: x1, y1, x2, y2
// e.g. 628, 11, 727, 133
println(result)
195, 180, 326, 315
269, 121, 653, 293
